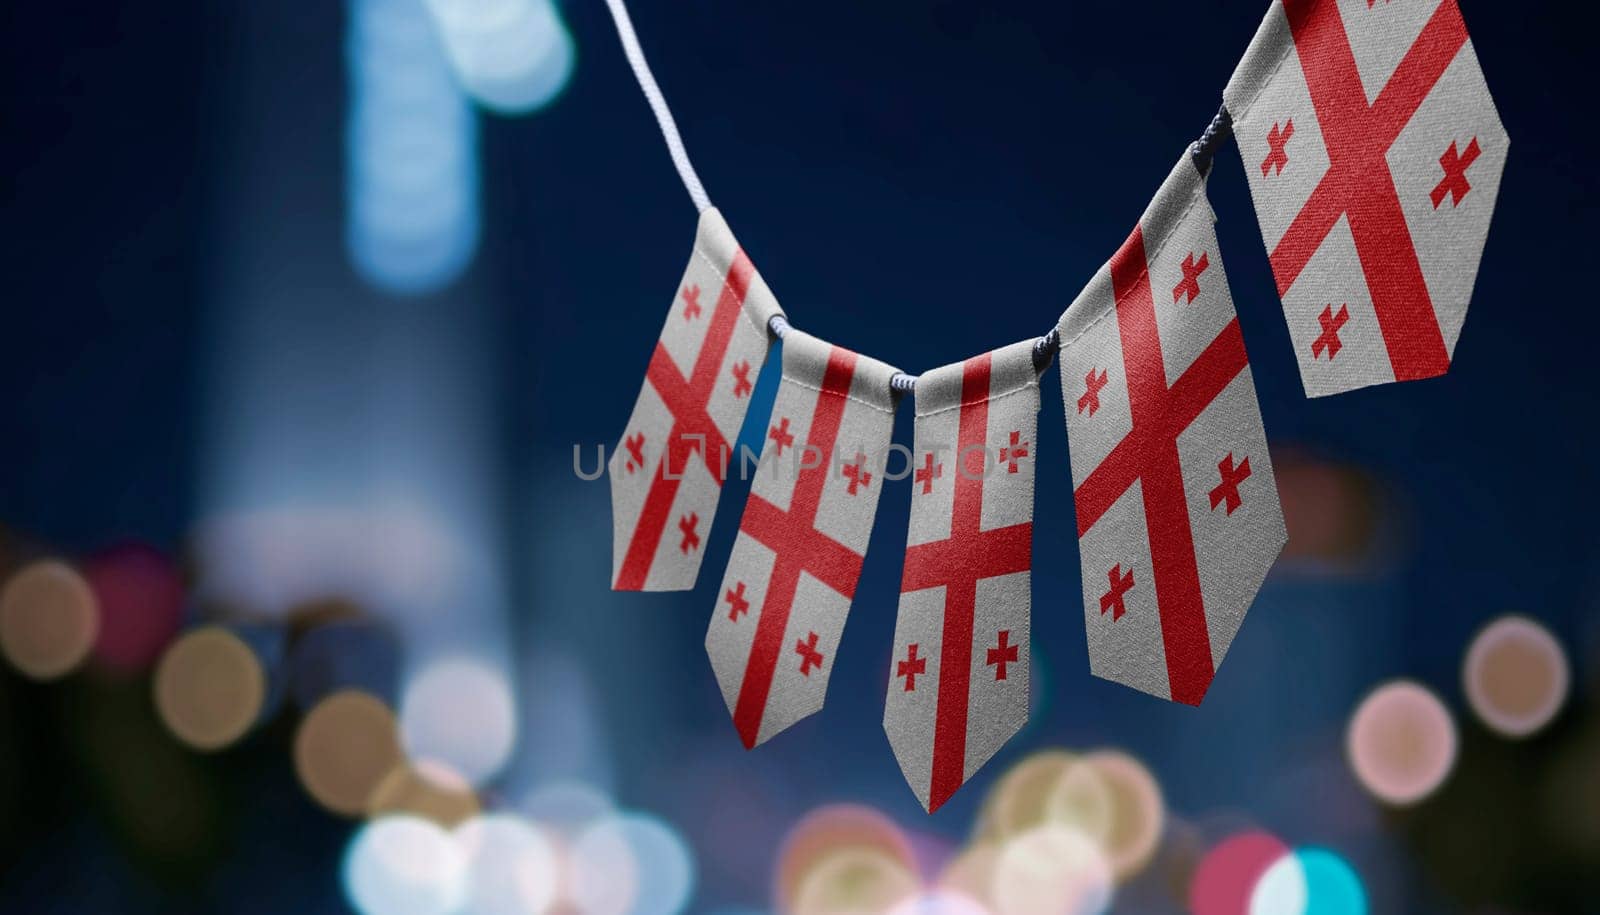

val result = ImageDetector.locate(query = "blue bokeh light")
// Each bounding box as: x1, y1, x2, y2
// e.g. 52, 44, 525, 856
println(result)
343, 815, 467, 915
614, 812, 696, 915
424, 0, 576, 114
1298, 848, 1367, 915
346, 0, 479, 295
1250, 846, 1368, 915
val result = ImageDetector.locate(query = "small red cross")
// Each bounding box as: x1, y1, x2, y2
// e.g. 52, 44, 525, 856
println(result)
1262, 119, 1294, 176
730, 360, 753, 398
624, 432, 646, 474
841, 453, 872, 495
681, 284, 702, 320
1172, 251, 1210, 304
1430, 137, 1481, 209
725, 581, 750, 621
986, 630, 1019, 681
795, 631, 824, 676
1312, 303, 1351, 360
1078, 368, 1109, 416
678, 513, 701, 553
998, 431, 1029, 474
897, 643, 927, 691
768, 417, 794, 455
915, 452, 943, 495
1099, 563, 1135, 622
1208, 452, 1252, 515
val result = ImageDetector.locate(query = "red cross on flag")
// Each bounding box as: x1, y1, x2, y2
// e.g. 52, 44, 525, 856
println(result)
706, 329, 901, 748
884, 340, 1040, 812
611, 209, 785, 591
1059, 156, 1286, 707
1224, 0, 1507, 397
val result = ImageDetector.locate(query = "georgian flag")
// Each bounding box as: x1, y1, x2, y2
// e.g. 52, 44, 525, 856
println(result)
1058, 156, 1285, 706
706, 330, 901, 748
884, 341, 1040, 812
611, 208, 784, 591
1224, 0, 1507, 396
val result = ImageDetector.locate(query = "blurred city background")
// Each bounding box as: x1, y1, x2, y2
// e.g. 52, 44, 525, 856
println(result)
0, 1, 1594, 913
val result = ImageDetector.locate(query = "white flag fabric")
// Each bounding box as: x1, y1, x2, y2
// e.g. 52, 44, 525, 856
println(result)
1224, 0, 1507, 396
884, 341, 1040, 813
1058, 156, 1285, 707
611, 208, 784, 591
706, 330, 900, 748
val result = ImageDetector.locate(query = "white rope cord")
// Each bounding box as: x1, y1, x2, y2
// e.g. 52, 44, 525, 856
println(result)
602, 0, 712, 213
604, 0, 1232, 391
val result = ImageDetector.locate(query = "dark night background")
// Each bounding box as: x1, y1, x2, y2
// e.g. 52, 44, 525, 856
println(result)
0, 1, 1595, 913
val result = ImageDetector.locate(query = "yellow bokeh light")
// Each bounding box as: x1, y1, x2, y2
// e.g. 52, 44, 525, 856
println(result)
976, 750, 1080, 842
294, 688, 404, 817
937, 842, 1001, 907
777, 805, 914, 913
1043, 759, 1115, 846
1081, 750, 1164, 881
790, 846, 921, 915
0, 559, 99, 680
153, 625, 266, 751
367, 757, 481, 827
990, 825, 1113, 915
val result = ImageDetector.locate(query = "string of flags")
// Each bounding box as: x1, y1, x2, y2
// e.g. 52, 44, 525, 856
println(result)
601, 0, 1506, 811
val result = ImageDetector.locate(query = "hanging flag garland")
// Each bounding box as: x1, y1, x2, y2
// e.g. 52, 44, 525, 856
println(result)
600, 0, 1508, 811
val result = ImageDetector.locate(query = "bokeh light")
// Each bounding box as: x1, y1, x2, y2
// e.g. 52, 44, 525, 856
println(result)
454, 813, 561, 915
567, 813, 642, 915
369, 757, 482, 827
522, 780, 615, 836
619, 813, 696, 915
976, 750, 1083, 842
1249, 851, 1307, 915
424, 0, 576, 114
1463, 615, 1569, 738
0, 559, 98, 680
294, 688, 405, 817
1252, 848, 1367, 915
1042, 757, 1114, 846
344, 814, 468, 915
153, 626, 267, 751
347, 0, 480, 294
1153, 817, 1206, 908
84, 542, 185, 674
400, 655, 517, 786
1274, 455, 1383, 569
1346, 681, 1457, 806
887, 889, 992, 915
937, 843, 1001, 906
989, 825, 1113, 915
572, 813, 694, 915
777, 804, 915, 913
1081, 750, 1164, 881
790, 846, 921, 915
1190, 830, 1289, 915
